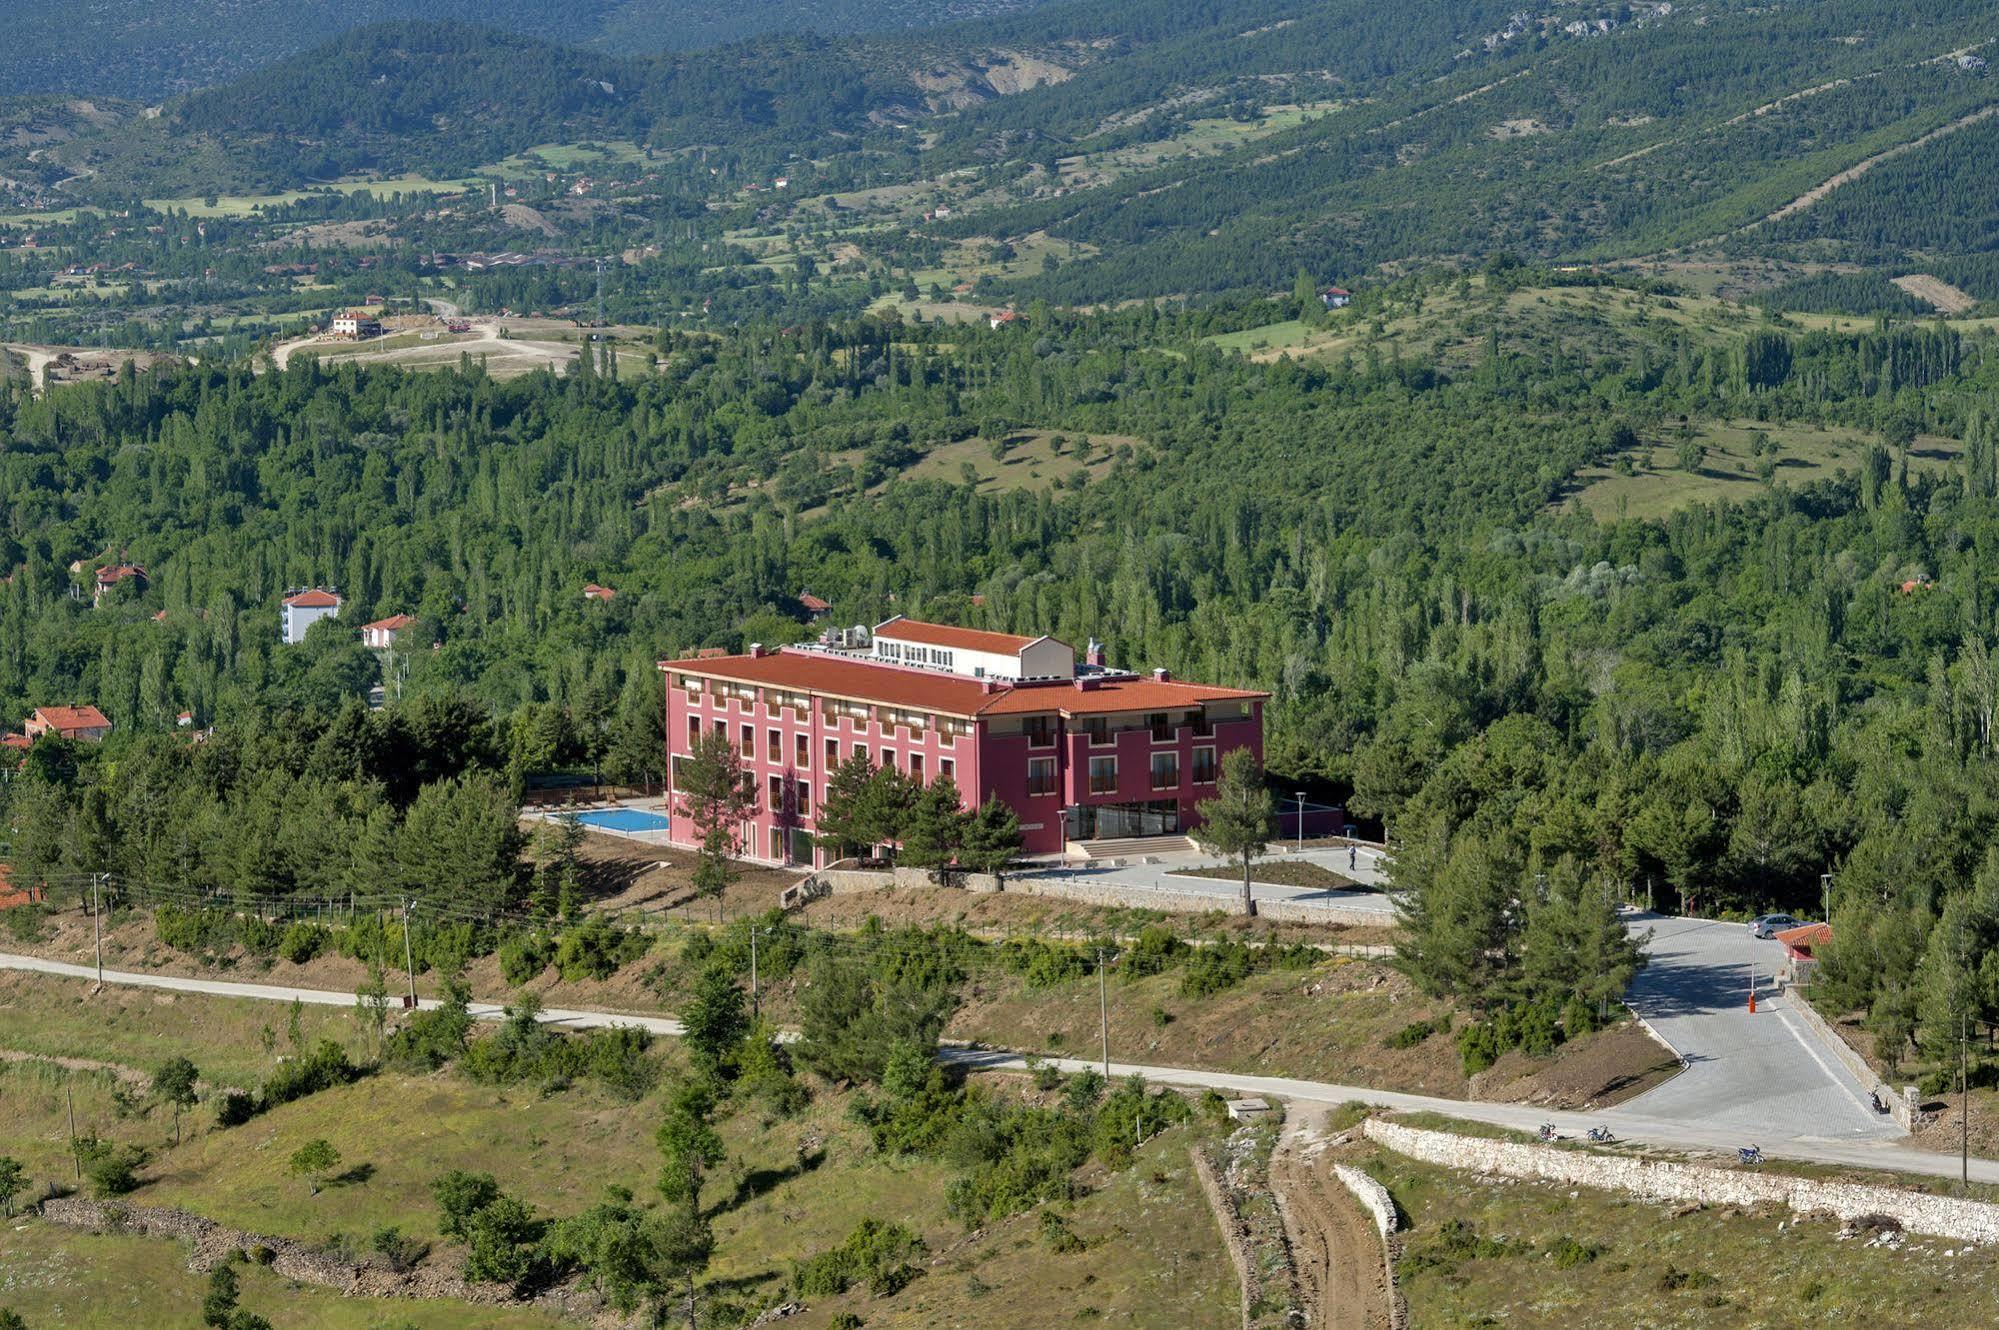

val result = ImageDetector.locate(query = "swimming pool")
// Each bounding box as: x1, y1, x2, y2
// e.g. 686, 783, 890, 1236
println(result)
573, 808, 672, 833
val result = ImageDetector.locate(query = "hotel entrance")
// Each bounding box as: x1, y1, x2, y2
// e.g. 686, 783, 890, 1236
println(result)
1065, 799, 1182, 842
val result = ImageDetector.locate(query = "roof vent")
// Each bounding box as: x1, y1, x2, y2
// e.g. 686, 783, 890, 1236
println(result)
749, 642, 766, 658
1152, 667, 1171, 682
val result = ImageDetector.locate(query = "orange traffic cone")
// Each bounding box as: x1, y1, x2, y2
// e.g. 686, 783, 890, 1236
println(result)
1748, 988, 1757, 1014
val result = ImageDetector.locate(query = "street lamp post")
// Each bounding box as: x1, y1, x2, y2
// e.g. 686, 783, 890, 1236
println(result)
1820, 872, 1833, 925
1295, 792, 1305, 852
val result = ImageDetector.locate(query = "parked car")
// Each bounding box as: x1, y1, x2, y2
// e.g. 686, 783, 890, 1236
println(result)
1749, 913, 1802, 939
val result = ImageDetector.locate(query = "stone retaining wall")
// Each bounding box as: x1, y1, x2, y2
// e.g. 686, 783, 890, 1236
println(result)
1332, 1163, 1405, 1330
1783, 991, 1921, 1129
36, 1197, 618, 1320
1190, 1146, 1258, 1330
1363, 1119, 1999, 1243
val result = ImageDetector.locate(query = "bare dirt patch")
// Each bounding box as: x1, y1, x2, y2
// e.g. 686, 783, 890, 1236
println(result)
1474, 1020, 1683, 1109
1892, 272, 1977, 314
1172, 860, 1370, 893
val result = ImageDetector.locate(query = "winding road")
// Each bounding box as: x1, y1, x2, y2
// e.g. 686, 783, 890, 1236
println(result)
4, 947, 1987, 1184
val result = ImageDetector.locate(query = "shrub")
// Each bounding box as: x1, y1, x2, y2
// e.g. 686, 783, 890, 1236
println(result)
1388, 1020, 1436, 1049
498, 933, 553, 986
792, 1219, 926, 1298
463, 1194, 544, 1288
553, 918, 648, 982
384, 985, 473, 1072
276, 923, 327, 965
432, 1170, 502, 1240
214, 1090, 256, 1127
1547, 1235, 1601, 1269
1179, 942, 1255, 998
260, 1040, 358, 1109
156, 904, 234, 955
3, 904, 46, 942
996, 938, 1091, 988
1039, 1210, 1085, 1254
1120, 924, 1186, 978
73, 1135, 146, 1196
370, 1224, 430, 1272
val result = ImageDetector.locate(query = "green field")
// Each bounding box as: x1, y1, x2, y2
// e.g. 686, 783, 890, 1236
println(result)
143, 174, 482, 218
0, 1225, 563, 1330
1563, 419, 1960, 521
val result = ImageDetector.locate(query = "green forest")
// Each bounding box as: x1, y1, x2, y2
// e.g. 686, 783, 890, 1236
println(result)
7, 261, 1999, 1074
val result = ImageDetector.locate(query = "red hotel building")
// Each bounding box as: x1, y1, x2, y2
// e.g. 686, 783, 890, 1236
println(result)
662, 618, 1266, 866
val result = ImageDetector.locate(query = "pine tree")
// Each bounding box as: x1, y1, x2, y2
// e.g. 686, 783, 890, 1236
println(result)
814, 750, 877, 861
1193, 748, 1273, 916
673, 728, 759, 921
901, 776, 969, 869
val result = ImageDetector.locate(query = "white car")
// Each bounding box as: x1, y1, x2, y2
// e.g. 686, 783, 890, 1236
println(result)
1749, 913, 1802, 939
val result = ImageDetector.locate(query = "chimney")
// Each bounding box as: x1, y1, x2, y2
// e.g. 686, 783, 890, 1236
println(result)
1086, 638, 1105, 668
749, 642, 766, 658
1152, 667, 1171, 682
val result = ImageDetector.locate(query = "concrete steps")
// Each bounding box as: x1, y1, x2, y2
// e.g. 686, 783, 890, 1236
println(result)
1079, 835, 1196, 861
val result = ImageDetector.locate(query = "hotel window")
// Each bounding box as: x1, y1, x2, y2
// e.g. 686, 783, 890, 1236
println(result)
796, 732, 810, 770
739, 724, 753, 757
1149, 712, 1173, 742
1192, 708, 1214, 738
797, 782, 810, 816
1024, 715, 1056, 748
687, 716, 701, 747
1027, 757, 1057, 796
1085, 716, 1112, 745
1192, 746, 1218, 785
767, 728, 781, 763
1088, 756, 1118, 794
769, 774, 783, 810
825, 737, 839, 768
881, 748, 896, 772
770, 827, 785, 861
909, 753, 925, 784
1150, 751, 1180, 790
940, 757, 956, 785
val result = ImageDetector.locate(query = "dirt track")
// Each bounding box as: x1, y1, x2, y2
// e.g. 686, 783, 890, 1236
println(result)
1271, 1106, 1393, 1330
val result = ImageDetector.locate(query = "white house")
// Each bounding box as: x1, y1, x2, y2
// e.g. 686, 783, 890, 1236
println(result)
360, 613, 415, 649
281, 588, 343, 644
870, 616, 1075, 681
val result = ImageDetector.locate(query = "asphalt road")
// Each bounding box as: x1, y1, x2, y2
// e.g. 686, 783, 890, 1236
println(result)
1619, 913, 1898, 1143
8, 947, 1988, 1184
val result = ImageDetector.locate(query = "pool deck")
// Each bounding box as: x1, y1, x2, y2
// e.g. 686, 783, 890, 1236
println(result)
523, 798, 675, 847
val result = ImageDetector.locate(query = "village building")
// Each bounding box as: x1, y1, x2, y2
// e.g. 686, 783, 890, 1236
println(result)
361, 613, 416, 649
583, 583, 618, 602
1321, 287, 1352, 309
661, 619, 1272, 866
24, 705, 113, 742
330, 311, 382, 340
281, 588, 343, 644
93, 563, 147, 607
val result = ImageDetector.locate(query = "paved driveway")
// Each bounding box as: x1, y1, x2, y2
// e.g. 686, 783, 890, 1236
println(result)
1013, 843, 1395, 917
1618, 914, 1898, 1142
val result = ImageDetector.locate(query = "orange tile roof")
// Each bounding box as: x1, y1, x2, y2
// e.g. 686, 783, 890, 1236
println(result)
284, 589, 341, 608
1774, 922, 1832, 950
874, 616, 1052, 655
665, 650, 1266, 719
362, 613, 415, 631
981, 677, 1267, 717
798, 592, 831, 613
31, 705, 111, 732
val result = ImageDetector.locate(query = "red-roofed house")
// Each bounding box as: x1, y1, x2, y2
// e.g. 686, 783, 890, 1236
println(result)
661, 619, 1268, 865
361, 613, 416, 649
25, 705, 113, 742
583, 583, 617, 603
797, 592, 832, 619
1321, 287, 1351, 309
94, 563, 147, 606
1775, 922, 1832, 983
282, 588, 343, 644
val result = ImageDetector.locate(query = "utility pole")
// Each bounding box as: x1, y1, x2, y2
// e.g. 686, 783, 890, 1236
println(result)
67, 1080, 78, 1181
749, 927, 762, 1023
1821, 872, 1833, 925
400, 898, 418, 1008
1097, 946, 1111, 1078
1295, 791, 1305, 852
90, 872, 105, 987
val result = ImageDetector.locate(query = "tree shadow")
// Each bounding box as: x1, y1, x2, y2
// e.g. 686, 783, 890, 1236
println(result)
707, 1148, 825, 1219
328, 1161, 375, 1188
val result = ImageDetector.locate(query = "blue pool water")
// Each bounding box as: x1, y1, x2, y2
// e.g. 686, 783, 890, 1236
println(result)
574, 808, 672, 833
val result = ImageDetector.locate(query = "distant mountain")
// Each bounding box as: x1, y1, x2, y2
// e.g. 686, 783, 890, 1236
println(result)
0, 0, 1054, 100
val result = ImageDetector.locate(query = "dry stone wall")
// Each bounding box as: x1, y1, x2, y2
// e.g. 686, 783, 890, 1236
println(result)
1364, 1119, 1999, 1244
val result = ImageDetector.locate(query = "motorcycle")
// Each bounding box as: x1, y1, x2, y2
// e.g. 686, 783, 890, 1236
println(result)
1536, 1122, 1559, 1143
1738, 1145, 1763, 1165
1586, 1126, 1615, 1144
1869, 1089, 1889, 1115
